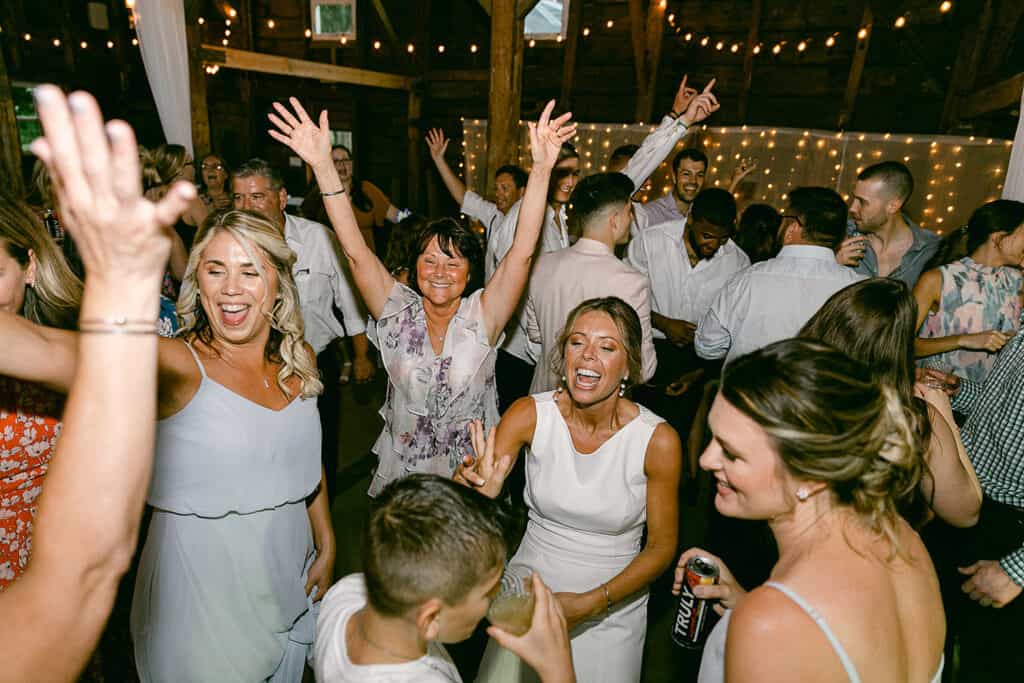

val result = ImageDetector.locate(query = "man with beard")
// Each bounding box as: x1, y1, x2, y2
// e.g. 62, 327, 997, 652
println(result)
425, 127, 527, 239
837, 161, 939, 288
642, 148, 708, 226
696, 187, 864, 365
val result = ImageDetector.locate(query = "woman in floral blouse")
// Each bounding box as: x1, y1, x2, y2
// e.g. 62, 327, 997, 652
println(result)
269, 97, 576, 495
0, 190, 82, 589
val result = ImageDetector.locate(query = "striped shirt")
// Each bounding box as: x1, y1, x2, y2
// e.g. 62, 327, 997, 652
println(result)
952, 331, 1024, 585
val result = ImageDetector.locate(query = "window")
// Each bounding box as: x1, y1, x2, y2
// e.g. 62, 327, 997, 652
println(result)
330, 130, 353, 150
13, 83, 42, 152
525, 0, 569, 41
310, 0, 357, 42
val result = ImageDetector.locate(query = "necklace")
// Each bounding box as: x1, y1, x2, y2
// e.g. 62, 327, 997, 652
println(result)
356, 615, 421, 662
263, 376, 271, 389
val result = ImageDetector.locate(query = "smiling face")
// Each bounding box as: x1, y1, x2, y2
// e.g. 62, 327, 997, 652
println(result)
562, 309, 630, 405
232, 175, 287, 230
551, 157, 581, 205
494, 172, 521, 214
686, 216, 733, 261
200, 155, 228, 191
674, 159, 707, 204
415, 235, 471, 307
700, 394, 799, 520
197, 230, 279, 347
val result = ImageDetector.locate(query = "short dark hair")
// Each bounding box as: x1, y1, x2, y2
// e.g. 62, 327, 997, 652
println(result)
558, 142, 580, 164
406, 218, 486, 296
928, 199, 1024, 267
672, 148, 709, 175
363, 475, 509, 616
787, 186, 849, 249
735, 203, 781, 263
494, 164, 528, 190
234, 158, 284, 192
568, 172, 634, 234
858, 161, 914, 204
609, 144, 640, 165
689, 188, 737, 231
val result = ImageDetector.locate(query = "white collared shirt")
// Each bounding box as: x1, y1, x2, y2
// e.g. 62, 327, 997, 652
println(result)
628, 219, 749, 337
284, 213, 367, 355
460, 190, 506, 240
695, 244, 866, 365
525, 238, 657, 393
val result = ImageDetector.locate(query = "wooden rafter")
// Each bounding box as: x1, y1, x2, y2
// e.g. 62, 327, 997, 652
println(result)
960, 72, 1024, 119
939, 0, 994, 130
559, 0, 584, 109
837, 4, 873, 130
485, 0, 524, 195
479, 0, 539, 18
978, 0, 1024, 85
200, 46, 414, 90
0, 42, 24, 197
370, 0, 401, 52
738, 0, 762, 122
634, 0, 666, 122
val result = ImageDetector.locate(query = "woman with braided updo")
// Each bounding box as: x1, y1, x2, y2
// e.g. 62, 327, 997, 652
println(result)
677, 339, 945, 683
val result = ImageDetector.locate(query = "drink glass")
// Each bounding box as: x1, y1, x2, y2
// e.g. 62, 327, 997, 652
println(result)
487, 565, 535, 636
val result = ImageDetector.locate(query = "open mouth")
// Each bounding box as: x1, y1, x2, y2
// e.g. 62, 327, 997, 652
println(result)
573, 368, 602, 391
219, 303, 251, 326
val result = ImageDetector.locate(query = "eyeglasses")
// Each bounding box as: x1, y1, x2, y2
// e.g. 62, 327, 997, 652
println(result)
333, 158, 354, 166
200, 163, 224, 171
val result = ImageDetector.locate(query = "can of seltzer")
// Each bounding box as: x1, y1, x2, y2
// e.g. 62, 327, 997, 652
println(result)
671, 556, 720, 649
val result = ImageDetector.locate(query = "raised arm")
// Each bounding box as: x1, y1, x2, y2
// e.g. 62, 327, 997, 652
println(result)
268, 98, 394, 318
480, 101, 576, 343
426, 128, 468, 206
622, 76, 719, 191
2, 86, 194, 680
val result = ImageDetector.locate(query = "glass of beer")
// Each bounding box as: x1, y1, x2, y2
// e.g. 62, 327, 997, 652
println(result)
487, 565, 535, 636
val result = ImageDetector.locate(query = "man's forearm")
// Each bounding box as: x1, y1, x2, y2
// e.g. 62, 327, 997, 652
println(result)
431, 155, 468, 206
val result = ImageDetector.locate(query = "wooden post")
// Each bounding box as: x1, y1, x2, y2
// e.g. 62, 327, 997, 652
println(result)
738, 0, 762, 122
407, 86, 423, 209
939, 0, 994, 130
485, 0, 524, 196
837, 4, 873, 130
628, 0, 647, 89
184, 0, 211, 155
559, 0, 584, 109
633, 0, 666, 123
0, 43, 24, 197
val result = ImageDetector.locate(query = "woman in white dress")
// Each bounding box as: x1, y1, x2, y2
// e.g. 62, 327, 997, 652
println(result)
458, 297, 682, 682
676, 339, 945, 683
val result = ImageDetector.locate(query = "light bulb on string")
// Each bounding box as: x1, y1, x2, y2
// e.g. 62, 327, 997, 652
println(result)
582, 27, 590, 37
825, 35, 836, 48
715, 40, 724, 50
894, 16, 906, 29
772, 43, 782, 55
470, 43, 478, 53
752, 44, 761, 54
857, 27, 868, 40
267, 19, 275, 29
684, 32, 692, 41
606, 19, 614, 28
305, 28, 311, 38
940, 1, 952, 13
797, 40, 807, 52
730, 43, 740, 53
700, 36, 709, 47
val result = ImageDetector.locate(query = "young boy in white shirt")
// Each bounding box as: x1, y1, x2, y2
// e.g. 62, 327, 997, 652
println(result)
314, 475, 575, 683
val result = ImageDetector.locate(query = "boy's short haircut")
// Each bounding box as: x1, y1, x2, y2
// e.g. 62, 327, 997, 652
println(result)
363, 474, 509, 616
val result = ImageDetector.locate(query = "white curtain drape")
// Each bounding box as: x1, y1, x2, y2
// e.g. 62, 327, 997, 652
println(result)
1002, 86, 1024, 202
132, 0, 193, 154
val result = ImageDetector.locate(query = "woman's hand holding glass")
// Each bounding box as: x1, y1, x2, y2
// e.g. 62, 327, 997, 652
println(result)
673, 548, 747, 617
453, 420, 513, 499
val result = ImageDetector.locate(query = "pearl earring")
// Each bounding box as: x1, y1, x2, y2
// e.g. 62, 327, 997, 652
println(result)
618, 380, 626, 397
796, 488, 809, 502
557, 375, 566, 393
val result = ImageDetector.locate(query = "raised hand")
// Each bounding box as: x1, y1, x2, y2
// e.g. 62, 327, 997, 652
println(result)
672, 75, 699, 117
268, 97, 333, 166
730, 157, 758, 187
528, 100, 577, 170
452, 420, 512, 499
425, 128, 449, 162
672, 547, 746, 616
29, 86, 194, 285
679, 78, 720, 127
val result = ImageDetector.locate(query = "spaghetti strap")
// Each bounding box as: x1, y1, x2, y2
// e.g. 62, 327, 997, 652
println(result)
764, 581, 861, 683
182, 340, 208, 379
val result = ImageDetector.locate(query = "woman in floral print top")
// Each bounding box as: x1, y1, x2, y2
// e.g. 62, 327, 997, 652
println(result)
0, 190, 82, 588
270, 97, 576, 494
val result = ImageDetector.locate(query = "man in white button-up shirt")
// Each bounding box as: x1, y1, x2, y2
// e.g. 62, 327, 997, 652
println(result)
425, 128, 527, 239
696, 187, 866, 366
233, 159, 372, 497
524, 173, 657, 393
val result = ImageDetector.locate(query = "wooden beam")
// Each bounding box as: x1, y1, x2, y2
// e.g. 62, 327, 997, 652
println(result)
516, 0, 541, 18
370, 0, 402, 53
427, 69, 489, 81
407, 87, 423, 209
185, 0, 211, 156
628, 0, 647, 89
0, 41, 24, 197
635, 0, 666, 123
978, 0, 1024, 85
960, 72, 1024, 119
201, 46, 414, 90
837, 4, 873, 130
738, 0, 763, 122
559, 0, 584, 109
485, 0, 524, 196
939, 0, 994, 130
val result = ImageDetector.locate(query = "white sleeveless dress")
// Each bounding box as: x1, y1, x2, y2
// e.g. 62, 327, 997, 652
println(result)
476, 391, 663, 683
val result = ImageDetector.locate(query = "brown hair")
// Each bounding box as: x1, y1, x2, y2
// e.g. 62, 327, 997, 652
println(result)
550, 297, 644, 388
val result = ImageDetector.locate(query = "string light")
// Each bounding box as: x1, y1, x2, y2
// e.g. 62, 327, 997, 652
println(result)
373, 40, 381, 50
132, 37, 138, 46
825, 35, 836, 48
772, 43, 782, 55
305, 28, 311, 38
222, 38, 228, 45
224, 29, 231, 36
107, 40, 114, 48
225, 19, 231, 26
529, 39, 536, 47
940, 1, 953, 12
228, 8, 237, 18
470, 43, 478, 53
857, 27, 868, 40
340, 36, 348, 45
437, 44, 445, 53
406, 43, 414, 53
668, 13, 675, 22
730, 43, 740, 53
700, 36, 710, 46
752, 44, 762, 54
80, 40, 87, 48
267, 19, 275, 29
684, 32, 692, 41
894, 16, 906, 29
715, 40, 724, 50
582, 27, 590, 37
606, 19, 614, 28
797, 40, 807, 52
23, 33, 30, 41
52, 38, 60, 46
198, 17, 205, 25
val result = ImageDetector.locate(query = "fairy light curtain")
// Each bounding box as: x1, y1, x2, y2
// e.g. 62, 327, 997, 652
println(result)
461, 121, 1013, 234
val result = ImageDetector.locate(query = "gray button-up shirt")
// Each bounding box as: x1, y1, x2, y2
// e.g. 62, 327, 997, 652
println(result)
849, 215, 940, 288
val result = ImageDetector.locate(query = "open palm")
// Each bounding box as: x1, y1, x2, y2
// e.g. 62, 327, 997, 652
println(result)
268, 97, 333, 166
529, 100, 577, 169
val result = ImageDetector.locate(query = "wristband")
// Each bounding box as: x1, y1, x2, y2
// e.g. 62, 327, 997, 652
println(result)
79, 316, 159, 336
321, 187, 346, 198
669, 109, 683, 119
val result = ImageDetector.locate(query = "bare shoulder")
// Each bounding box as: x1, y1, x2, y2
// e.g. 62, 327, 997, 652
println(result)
913, 268, 941, 297
157, 337, 202, 417
503, 395, 538, 436
644, 421, 682, 476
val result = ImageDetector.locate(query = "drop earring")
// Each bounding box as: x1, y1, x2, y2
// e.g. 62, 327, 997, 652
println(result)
618, 380, 626, 397
557, 375, 566, 393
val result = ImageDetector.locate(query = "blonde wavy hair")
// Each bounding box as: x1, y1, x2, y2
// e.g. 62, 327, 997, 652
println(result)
721, 338, 922, 559
0, 189, 82, 328
177, 210, 323, 399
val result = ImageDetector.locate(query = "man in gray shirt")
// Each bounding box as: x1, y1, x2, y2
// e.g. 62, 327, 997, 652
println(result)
836, 161, 939, 288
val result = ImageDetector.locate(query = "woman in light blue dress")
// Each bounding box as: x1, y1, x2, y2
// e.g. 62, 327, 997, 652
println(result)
128, 210, 336, 682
